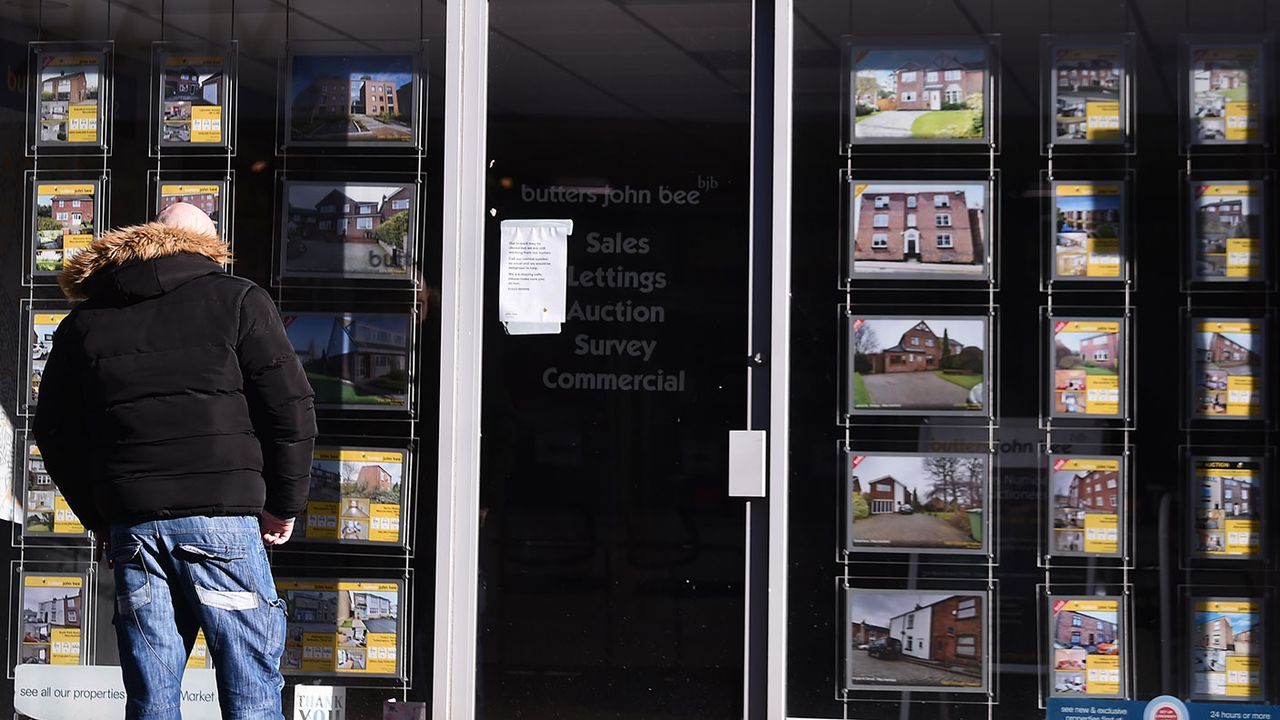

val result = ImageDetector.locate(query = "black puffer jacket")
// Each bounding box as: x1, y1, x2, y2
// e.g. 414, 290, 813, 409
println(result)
33, 223, 317, 531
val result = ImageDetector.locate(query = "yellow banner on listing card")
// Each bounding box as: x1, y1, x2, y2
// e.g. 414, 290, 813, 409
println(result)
63, 234, 92, 249
67, 105, 97, 143
362, 634, 398, 675
1085, 374, 1120, 415
187, 631, 212, 669
1059, 320, 1121, 334
1058, 458, 1121, 473
1225, 655, 1261, 697
304, 501, 339, 539
46, 55, 99, 68
1225, 101, 1259, 142
369, 503, 402, 543
190, 105, 222, 143
37, 183, 96, 197
52, 495, 83, 534
1085, 654, 1121, 695
1086, 238, 1121, 277
337, 581, 398, 593
49, 628, 81, 665
161, 184, 221, 196
1085, 101, 1121, 141
1198, 599, 1259, 614
315, 449, 406, 464
34, 313, 70, 328
1201, 184, 1257, 197
165, 55, 222, 67
25, 575, 82, 589
1224, 238, 1261, 278
1226, 375, 1259, 417
1055, 183, 1121, 197
1197, 320, 1259, 335
1083, 513, 1119, 554
1061, 599, 1118, 614
1222, 518, 1259, 556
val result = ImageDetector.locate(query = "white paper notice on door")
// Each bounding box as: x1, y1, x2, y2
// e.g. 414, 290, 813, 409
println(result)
498, 219, 572, 336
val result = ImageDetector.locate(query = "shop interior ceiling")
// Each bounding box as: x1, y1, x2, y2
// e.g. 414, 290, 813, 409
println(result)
2, 0, 753, 122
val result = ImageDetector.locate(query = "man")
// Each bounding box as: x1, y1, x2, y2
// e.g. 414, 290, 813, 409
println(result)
34, 203, 316, 720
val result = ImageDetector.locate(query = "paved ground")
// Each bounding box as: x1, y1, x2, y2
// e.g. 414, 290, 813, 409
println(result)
352, 114, 412, 141
854, 259, 984, 276
852, 513, 974, 546
848, 649, 982, 688
861, 372, 971, 410
855, 110, 928, 138
365, 618, 398, 635
286, 240, 405, 276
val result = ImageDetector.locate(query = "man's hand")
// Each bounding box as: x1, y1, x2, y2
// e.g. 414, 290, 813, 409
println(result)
260, 511, 295, 546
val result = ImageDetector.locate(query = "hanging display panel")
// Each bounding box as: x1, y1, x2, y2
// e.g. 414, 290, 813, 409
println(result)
1047, 596, 1126, 699
1050, 181, 1125, 281
1190, 455, 1264, 560
30, 43, 110, 151
278, 180, 416, 281
279, 311, 413, 412
847, 40, 994, 147
842, 449, 989, 555
1185, 42, 1265, 146
277, 578, 404, 679
846, 179, 991, 281
17, 572, 88, 667
18, 436, 87, 539
155, 44, 235, 149
282, 52, 421, 149
1188, 318, 1266, 421
29, 177, 103, 280
1048, 318, 1126, 420
23, 308, 71, 415
299, 446, 411, 547
1187, 180, 1266, 283
844, 587, 990, 694
1046, 455, 1124, 559
1046, 42, 1127, 147
845, 314, 990, 417
1188, 597, 1265, 701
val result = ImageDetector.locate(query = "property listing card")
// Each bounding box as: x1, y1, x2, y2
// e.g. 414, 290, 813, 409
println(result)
1191, 319, 1265, 419
1190, 182, 1264, 281
1048, 456, 1122, 558
1052, 182, 1123, 279
1051, 320, 1124, 418
22, 439, 86, 538
1192, 457, 1263, 559
1049, 597, 1124, 698
19, 574, 86, 666
302, 447, 407, 546
1190, 598, 1264, 701
279, 579, 402, 678
1051, 46, 1124, 144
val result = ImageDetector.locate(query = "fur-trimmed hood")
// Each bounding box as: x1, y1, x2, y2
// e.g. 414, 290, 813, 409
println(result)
59, 223, 232, 301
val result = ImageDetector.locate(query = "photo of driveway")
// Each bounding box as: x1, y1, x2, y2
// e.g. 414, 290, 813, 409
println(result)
848, 648, 979, 687
855, 110, 927, 137
861, 372, 968, 408
852, 513, 972, 545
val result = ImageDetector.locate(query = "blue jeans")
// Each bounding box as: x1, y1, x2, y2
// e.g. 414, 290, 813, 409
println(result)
111, 516, 286, 720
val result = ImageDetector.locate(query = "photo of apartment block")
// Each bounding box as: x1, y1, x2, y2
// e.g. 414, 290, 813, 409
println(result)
1192, 321, 1264, 418
160, 55, 226, 144
847, 590, 986, 691
38, 55, 101, 144
1052, 320, 1123, 417
283, 313, 410, 409
1191, 599, 1263, 700
1191, 47, 1260, 143
850, 317, 986, 413
852, 47, 987, 141
847, 453, 985, 552
283, 181, 413, 278
1053, 48, 1123, 142
1194, 458, 1261, 557
288, 54, 414, 144
1192, 183, 1262, 280
849, 182, 986, 277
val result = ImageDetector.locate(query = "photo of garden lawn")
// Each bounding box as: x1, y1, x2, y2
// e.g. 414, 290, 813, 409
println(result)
288, 55, 414, 144
1052, 321, 1121, 416
848, 454, 985, 551
850, 318, 985, 412
282, 313, 409, 408
853, 48, 986, 140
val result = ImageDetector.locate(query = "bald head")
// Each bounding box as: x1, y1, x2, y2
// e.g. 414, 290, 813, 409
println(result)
157, 202, 218, 238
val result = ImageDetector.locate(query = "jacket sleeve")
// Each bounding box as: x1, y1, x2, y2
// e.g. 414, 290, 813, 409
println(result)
32, 319, 107, 533
237, 285, 318, 519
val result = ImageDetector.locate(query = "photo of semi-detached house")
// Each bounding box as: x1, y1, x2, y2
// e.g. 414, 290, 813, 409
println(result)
1052, 320, 1123, 417
847, 590, 985, 691
850, 182, 986, 277
38, 55, 101, 143
853, 48, 986, 140
1050, 598, 1122, 697
33, 183, 97, 274
1192, 321, 1264, 417
283, 182, 413, 278
283, 313, 410, 409
288, 54, 415, 144
1191, 47, 1260, 143
850, 317, 986, 413
1052, 48, 1123, 142
1192, 183, 1262, 280
847, 453, 985, 552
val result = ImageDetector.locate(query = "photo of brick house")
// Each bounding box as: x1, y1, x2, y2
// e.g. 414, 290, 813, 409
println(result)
1193, 184, 1261, 279
847, 590, 986, 691
1193, 322, 1263, 417
1049, 598, 1123, 697
847, 453, 985, 552
38, 56, 101, 143
1052, 320, 1123, 416
283, 182, 413, 278
1052, 183, 1123, 278
356, 465, 395, 495
850, 182, 986, 276
1052, 464, 1120, 548
1052, 607, 1117, 648
1052, 48, 1124, 142
160, 55, 227, 144
1195, 460, 1261, 557
852, 47, 987, 140
851, 317, 986, 413
1191, 47, 1259, 142
1191, 599, 1263, 700
283, 313, 410, 409
288, 55, 415, 144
